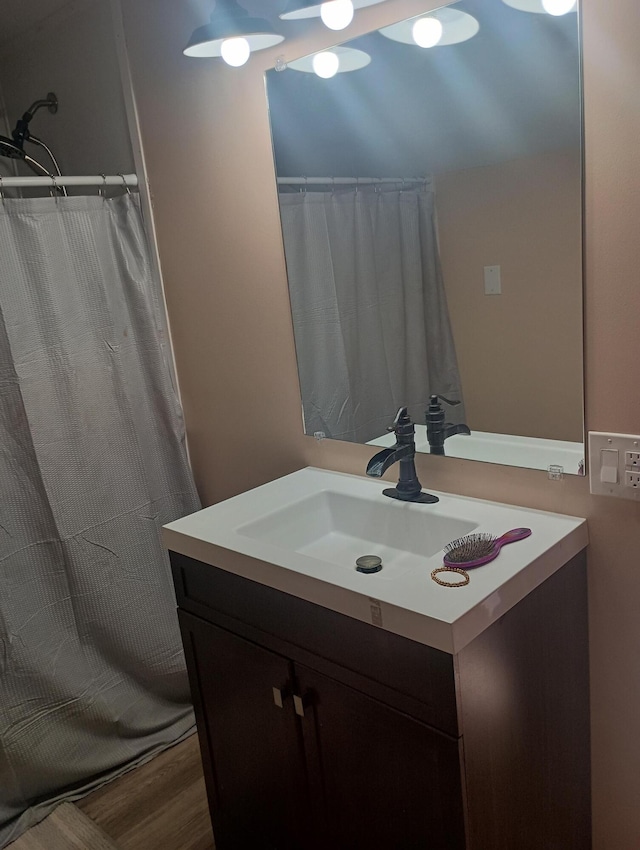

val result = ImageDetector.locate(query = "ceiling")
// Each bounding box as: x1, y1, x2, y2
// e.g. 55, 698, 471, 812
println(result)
0, 0, 293, 49
0, 0, 78, 44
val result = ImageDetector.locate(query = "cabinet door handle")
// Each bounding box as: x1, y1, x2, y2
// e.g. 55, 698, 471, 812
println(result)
272, 687, 284, 708
293, 692, 314, 717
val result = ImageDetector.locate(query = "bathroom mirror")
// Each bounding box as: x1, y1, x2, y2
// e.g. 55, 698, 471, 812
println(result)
266, 0, 584, 474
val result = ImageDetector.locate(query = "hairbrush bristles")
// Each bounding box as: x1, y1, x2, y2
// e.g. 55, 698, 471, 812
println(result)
442, 527, 532, 569
443, 533, 497, 565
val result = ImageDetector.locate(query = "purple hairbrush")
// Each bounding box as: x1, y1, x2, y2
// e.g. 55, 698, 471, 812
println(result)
443, 527, 532, 569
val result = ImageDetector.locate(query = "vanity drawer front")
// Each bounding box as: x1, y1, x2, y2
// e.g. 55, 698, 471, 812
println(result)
171, 552, 459, 736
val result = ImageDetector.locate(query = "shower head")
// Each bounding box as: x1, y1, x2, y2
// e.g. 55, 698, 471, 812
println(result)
0, 134, 53, 178
0, 93, 61, 181
0, 136, 25, 159
12, 92, 58, 148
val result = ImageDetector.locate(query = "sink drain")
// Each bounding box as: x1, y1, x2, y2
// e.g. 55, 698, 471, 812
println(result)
355, 555, 383, 574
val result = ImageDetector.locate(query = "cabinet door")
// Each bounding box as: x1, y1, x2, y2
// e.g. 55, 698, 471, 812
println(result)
296, 665, 466, 850
179, 612, 310, 850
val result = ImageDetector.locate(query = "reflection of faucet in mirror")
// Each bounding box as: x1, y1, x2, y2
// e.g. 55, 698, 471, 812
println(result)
426, 395, 471, 456
366, 407, 439, 504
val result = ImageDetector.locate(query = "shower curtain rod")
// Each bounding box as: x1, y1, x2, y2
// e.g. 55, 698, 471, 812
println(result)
0, 173, 138, 189
277, 176, 431, 186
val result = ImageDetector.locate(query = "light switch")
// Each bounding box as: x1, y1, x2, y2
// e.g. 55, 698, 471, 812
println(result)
484, 265, 501, 295
600, 449, 618, 484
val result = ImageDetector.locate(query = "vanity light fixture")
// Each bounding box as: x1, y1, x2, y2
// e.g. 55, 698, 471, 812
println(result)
379, 7, 479, 48
287, 46, 371, 75
501, 0, 577, 14
183, 0, 284, 65
541, 0, 577, 13
313, 51, 341, 77
412, 17, 444, 48
280, 0, 386, 32
321, 0, 354, 30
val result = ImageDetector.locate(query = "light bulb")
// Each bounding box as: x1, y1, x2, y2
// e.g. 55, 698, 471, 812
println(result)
412, 17, 444, 48
220, 37, 251, 66
541, 0, 576, 15
312, 51, 340, 78
320, 0, 354, 31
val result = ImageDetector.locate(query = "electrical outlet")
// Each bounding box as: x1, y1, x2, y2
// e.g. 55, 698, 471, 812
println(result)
589, 431, 640, 499
625, 471, 640, 488
626, 451, 640, 469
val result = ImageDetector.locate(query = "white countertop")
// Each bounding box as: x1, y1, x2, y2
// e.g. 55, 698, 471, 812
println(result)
163, 467, 588, 655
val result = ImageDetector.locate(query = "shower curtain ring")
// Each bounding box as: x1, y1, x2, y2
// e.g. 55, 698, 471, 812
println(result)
99, 174, 107, 200
0, 175, 5, 207
50, 175, 59, 201
118, 173, 131, 195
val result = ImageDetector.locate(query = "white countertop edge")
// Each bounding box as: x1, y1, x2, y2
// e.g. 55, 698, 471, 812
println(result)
164, 526, 456, 653
449, 521, 589, 653
163, 517, 588, 656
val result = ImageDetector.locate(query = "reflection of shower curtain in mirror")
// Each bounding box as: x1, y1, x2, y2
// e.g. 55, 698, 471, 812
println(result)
279, 187, 465, 443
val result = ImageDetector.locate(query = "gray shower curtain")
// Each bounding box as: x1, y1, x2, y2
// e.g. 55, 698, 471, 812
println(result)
0, 193, 200, 846
279, 187, 464, 444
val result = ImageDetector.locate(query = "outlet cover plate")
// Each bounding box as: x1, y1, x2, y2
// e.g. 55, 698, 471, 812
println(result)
589, 431, 640, 500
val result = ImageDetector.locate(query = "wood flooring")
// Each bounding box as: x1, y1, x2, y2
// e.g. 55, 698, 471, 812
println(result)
10, 733, 215, 850
78, 732, 215, 850
8, 803, 120, 850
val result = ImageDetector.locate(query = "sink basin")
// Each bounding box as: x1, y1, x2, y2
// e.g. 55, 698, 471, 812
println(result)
238, 490, 476, 578
163, 467, 588, 654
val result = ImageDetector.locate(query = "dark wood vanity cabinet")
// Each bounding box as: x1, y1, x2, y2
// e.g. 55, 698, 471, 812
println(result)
182, 612, 464, 850
181, 614, 309, 849
171, 550, 590, 850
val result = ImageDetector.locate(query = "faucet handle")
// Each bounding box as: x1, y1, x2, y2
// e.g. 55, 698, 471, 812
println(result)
387, 407, 414, 437
430, 394, 461, 408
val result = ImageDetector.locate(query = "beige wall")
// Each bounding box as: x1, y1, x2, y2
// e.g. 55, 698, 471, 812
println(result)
436, 149, 583, 442
0, 0, 133, 180
118, 0, 640, 846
